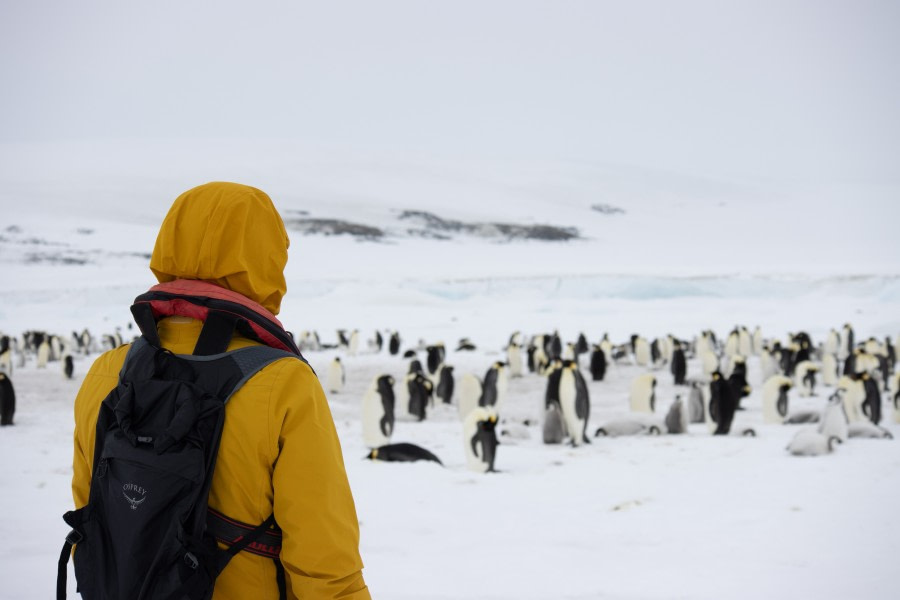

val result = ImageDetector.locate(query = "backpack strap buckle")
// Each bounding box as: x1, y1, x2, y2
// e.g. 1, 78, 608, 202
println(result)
65, 529, 83, 545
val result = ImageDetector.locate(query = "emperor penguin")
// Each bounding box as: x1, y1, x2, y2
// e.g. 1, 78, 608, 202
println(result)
435, 364, 455, 404
671, 343, 687, 385
665, 334, 678, 364
836, 375, 866, 423
634, 336, 651, 367
405, 372, 433, 421
724, 329, 740, 358
542, 402, 565, 444
80, 329, 94, 355
575, 332, 589, 357
480, 362, 509, 413
822, 353, 839, 387
787, 429, 840, 456
629, 374, 656, 413
426, 343, 446, 375
695, 331, 713, 357
362, 375, 395, 448
464, 407, 500, 473
558, 360, 590, 446
549, 331, 562, 360
589, 344, 607, 381
817, 391, 849, 442
762, 375, 793, 424
839, 323, 854, 361
864, 337, 884, 357
599, 334, 613, 367
859, 371, 882, 425
649, 338, 662, 367
855, 350, 880, 377
708, 372, 736, 435
347, 329, 360, 356
664, 395, 688, 434
700, 350, 719, 378
0, 343, 12, 376
794, 361, 819, 397
0, 372, 15, 425
457, 373, 483, 421
372, 330, 384, 353
506, 343, 524, 378
824, 329, 840, 357
738, 327, 753, 358
326, 357, 345, 394
726, 356, 751, 409
63, 354, 74, 380
751, 326, 764, 356
687, 382, 706, 423
36, 339, 50, 369
531, 335, 549, 375
50, 335, 61, 362
388, 331, 401, 356
336, 329, 350, 351
759, 346, 780, 382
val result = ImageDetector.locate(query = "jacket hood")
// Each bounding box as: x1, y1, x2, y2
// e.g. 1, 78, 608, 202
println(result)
150, 182, 290, 314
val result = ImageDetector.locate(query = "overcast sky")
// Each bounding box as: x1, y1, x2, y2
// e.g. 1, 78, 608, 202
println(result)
1, 0, 898, 184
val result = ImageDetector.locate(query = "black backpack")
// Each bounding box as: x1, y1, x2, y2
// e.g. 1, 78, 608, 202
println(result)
58, 302, 304, 600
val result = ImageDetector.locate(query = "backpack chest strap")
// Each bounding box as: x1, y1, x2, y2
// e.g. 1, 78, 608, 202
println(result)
207, 508, 282, 559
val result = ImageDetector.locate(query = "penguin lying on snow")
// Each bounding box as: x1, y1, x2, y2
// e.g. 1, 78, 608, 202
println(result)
847, 422, 893, 439
594, 417, 664, 437
786, 429, 841, 456
456, 338, 476, 352
366, 443, 443, 465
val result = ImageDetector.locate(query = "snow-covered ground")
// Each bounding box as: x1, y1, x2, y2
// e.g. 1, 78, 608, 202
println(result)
1, 142, 899, 599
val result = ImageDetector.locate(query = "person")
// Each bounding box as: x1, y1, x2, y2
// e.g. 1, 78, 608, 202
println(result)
70, 182, 370, 599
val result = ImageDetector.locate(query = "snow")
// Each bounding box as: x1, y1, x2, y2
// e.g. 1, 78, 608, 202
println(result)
1, 142, 899, 599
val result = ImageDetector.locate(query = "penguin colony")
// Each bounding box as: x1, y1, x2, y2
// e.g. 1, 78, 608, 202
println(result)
297, 323, 898, 472
0, 326, 130, 427
4, 324, 897, 470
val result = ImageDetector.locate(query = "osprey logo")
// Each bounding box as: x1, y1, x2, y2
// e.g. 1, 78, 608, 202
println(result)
122, 483, 148, 510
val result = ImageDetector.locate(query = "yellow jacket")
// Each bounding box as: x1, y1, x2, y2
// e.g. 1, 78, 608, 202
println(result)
71, 182, 370, 599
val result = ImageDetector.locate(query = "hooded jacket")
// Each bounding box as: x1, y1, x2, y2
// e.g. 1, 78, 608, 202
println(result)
71, 182, 370, 599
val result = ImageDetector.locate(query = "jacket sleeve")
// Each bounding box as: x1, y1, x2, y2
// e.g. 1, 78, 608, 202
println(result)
72, 347, 129, 508
269, 361, 370, 599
